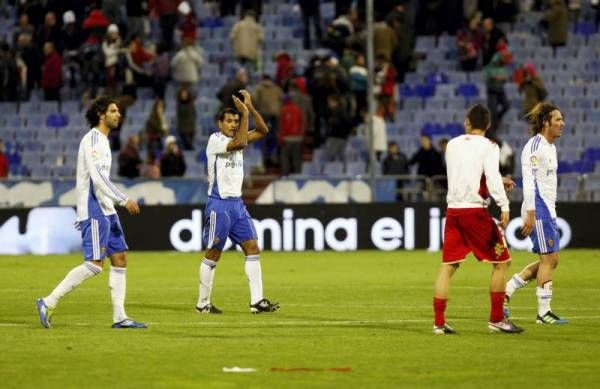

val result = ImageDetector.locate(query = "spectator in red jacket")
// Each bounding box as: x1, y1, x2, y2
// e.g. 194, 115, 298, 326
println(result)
374, 54, 397, 122
275, 51, 294, 87
279, 95, 305, 175
82, 9, 111, 45
41, 41, 62, 101
0, 139, 8, 178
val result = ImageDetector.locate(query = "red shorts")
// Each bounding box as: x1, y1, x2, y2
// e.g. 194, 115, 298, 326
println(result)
442, 208, 510, 264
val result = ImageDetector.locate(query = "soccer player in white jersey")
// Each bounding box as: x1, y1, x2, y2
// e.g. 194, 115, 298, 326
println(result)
504, 102, 568, 324
432, 104, 524, 334
36, 97, 146, 329
196, 90, 279, 314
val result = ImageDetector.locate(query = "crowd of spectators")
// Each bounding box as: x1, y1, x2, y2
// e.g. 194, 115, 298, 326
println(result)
0, 0, 595, 183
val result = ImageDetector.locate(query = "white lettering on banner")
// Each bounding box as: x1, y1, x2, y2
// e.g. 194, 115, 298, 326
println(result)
170, 210, 202, 252
427, 208, 441, 252
0, 182, 53, 207
295, 218, 325, 250
256, 180, 372, 204
404, 208, 415, 250
168, 208, 360, 252
325, 217, 357, 251
0, 208, 79, 255
253, 218, 282, 250
371, 217, 403, 250
0, 216, 27, 254
283, 209, 294, 251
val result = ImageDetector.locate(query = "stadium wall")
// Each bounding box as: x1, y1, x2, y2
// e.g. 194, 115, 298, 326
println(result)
0, 204, 597, 255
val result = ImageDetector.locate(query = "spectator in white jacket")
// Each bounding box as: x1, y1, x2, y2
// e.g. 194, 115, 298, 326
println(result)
102, 24, 122, 95
230, 10, 264, 71
170, 37, 203, 87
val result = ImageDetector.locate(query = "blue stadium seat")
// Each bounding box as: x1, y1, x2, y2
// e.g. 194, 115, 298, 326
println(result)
456, 83, 479, 98
572, 160, 594, 173
301, 161, 321, 176
576, 22, 597, 37
425, 97, 446, 110
46, 114, 69, 128
346, 161, 367, 176
323, 161, 344, 176
446, 98, 465, 111
435, 84, 455, 99
557, 160, 572, 173
415, 36, 436, 52
0, 102, 17, 115
401, 98, 422, 111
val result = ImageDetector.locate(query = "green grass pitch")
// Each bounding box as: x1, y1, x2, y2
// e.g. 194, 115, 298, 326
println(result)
1, 250, 600, 388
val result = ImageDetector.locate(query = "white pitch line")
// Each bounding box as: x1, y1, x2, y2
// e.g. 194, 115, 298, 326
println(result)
4, 316, 600, 328
4, 286, 600, 292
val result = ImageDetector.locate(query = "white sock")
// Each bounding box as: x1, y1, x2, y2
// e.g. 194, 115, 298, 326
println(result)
506, 273, 528, 298
536, 281, 553, 316
197, 258, 217, 308
44, 262, 102, 309
109, 266, 127, 323
245, 255, 263, 305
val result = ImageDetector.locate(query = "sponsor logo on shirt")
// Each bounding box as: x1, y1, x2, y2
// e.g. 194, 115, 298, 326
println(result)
225, 161, 243, 168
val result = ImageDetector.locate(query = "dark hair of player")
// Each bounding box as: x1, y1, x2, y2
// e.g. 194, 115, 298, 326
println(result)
525, 102, 560, 135
466, 104, 491, 130
85, 96, 118, 128
218, 108, 240, 122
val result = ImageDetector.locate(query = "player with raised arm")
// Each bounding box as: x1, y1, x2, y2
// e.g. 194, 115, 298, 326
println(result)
432, 104, 524, 334
504, 102, 568, 324
36, 97, 146, 329
196, 90, 279, 314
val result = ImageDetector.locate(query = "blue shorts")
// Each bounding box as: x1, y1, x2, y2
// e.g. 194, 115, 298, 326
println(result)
530, 218, 560, 254
80, 214, 128, 260
203, 197, 257, 250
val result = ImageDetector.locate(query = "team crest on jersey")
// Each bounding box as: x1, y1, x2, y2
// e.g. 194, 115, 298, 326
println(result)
494, 243, 505, 258
547, 239, 554, 247
91, 150, 99, 160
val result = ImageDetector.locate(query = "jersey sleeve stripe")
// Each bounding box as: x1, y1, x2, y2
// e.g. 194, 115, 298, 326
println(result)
531, 136, 541, 153
95, 165, 127, 201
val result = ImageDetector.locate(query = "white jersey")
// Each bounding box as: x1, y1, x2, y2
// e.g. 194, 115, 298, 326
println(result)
206, 132, 244, 198
76, 128, 128, 221
521, 134, 557, 219
445, 134, 509, 212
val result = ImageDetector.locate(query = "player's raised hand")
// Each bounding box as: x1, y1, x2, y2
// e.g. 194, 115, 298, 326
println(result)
124, 199, 140, 215
232, 95, 248, 115
238, 90, 254, 109
521, 210, 534, 236
500, 211, 510, 230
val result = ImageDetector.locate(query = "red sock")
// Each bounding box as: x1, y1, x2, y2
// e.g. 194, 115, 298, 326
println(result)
490, 292, 505, 323
433, 297, 447, 327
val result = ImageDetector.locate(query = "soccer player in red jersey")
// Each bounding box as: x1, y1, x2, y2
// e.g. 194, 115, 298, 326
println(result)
432, 104, 524, 334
